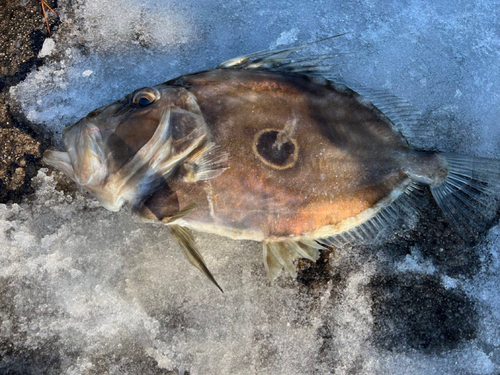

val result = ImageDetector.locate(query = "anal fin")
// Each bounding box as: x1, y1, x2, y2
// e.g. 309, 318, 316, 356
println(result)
263, 239, 325, 283
319, 181, 422, 248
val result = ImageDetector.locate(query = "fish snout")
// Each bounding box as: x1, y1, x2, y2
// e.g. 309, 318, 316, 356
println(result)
62, 121, 108, 187
43, 149, 76, 180
43, 144, 125, 212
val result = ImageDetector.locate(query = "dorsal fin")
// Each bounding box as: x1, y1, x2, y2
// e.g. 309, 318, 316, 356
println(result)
217, 33, 349, 72
339, 82, 435, 150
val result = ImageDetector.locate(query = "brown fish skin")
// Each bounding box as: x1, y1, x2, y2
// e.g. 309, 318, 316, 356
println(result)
139, 69, 415, 241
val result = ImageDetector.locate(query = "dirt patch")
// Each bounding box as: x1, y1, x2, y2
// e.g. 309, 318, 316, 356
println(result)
0, 0, 58, 203
0, 127, 40, 186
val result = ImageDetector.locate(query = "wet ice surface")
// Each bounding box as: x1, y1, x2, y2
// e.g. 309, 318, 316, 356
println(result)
4, 0, 500, 374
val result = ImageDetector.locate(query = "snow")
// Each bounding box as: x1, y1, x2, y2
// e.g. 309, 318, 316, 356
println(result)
4, 0, 500, 374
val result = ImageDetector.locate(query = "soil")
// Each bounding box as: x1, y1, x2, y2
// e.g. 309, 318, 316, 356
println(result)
0, 0, 58, 203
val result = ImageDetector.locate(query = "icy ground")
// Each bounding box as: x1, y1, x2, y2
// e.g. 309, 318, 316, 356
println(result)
3, 0, 500, 374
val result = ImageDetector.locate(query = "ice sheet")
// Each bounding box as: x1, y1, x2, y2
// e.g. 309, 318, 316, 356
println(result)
4, 0, 500, 374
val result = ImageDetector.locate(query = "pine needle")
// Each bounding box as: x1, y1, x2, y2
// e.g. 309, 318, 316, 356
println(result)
40, 0, 58, 36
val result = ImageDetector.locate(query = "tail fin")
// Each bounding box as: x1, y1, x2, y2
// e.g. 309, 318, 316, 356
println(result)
430, 154, 500, 239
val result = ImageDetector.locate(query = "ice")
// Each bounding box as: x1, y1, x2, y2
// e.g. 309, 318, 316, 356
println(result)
395, 249, 437, 275
4, 0, 500, 374
81, 70, 93, 78
1, 170, 324, 374
272, 28, 301, 47
38, 38, 56, 58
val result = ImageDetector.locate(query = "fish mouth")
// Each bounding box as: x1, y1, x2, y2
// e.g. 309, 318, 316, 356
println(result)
62, 120, 107, 186
43, 149, 76, 181
44, 110, 174, 212
44, 87, 211, 212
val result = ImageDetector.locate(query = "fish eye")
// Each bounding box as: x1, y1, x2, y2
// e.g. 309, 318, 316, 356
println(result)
132, 87, 160, 107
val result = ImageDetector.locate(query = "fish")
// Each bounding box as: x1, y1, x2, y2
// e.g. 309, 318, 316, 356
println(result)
43, 36, 500, 291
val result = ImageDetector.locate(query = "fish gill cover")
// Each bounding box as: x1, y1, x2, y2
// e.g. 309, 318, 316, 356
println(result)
2, 0, 500, 374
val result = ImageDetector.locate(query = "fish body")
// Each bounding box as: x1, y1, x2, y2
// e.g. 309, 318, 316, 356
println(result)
140, 69, 420, 241
44, 40, 500, 287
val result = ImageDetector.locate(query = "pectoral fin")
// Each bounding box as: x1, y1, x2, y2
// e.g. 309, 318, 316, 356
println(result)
181, 142, 229, 182
169, 224, 223, 292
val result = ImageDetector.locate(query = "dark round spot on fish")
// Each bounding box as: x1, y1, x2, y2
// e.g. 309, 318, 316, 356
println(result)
254, 130, 298, 169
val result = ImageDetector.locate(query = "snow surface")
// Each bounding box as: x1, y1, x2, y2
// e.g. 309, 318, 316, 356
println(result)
4, 0, 500, 374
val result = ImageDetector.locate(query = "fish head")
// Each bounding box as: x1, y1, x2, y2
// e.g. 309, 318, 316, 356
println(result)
43, 85, 209, 211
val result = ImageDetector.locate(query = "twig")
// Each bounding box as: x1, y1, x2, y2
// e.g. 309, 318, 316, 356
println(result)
40, 0, 58, 36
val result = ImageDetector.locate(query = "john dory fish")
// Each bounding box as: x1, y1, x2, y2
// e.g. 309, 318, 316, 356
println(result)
44, 37, 500, 290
